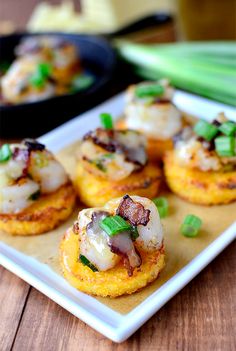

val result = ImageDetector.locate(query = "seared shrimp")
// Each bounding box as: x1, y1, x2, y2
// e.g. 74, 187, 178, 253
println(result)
80, 129, 147, 181
29, 151, 68, 193
125, 80, 182, 140
76, 195, 163, 275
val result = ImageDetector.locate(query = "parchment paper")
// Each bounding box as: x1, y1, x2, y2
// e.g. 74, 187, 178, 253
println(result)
0, 142, 235, 314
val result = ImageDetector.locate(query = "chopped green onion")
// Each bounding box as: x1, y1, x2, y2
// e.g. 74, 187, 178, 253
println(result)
30, 62, 52, 88
38, 62, 52, 77
130, 226, 139, 240
100, 215, 132, 236
30, 74, 45, 88
153, 197, 169, 218
116, 41, 236, 106
181, 214, 202, 237
93, 159, 106, 172
215, 136, 235, 157
100, 113, 113, 129
194, 120, 219, 141
219, 121, 236, 136
135, 83, 164, 98
71, 74, 94, 93
0, 144, 12, 163
79, 254, 98, 272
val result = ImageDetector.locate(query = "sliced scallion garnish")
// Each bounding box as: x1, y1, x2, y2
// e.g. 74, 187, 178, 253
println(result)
93, 159, 106, 172
103, 153, 114, 159
30, 74, 45, 88
219, 121, 236, 136
38, 62, 52, 76
215, 136, 235, 157
194, 120, 219, 141
0, 144, 12, 163
30, 62, 52, 88
71, 74, 94, 93
135, 83, 164, 98
181, 214, 202, 237
100, 215, 132, 237
79, 254, 98, 272
100, 113, 113, 129
116, 41, 236, 106
153, 197, 169, 218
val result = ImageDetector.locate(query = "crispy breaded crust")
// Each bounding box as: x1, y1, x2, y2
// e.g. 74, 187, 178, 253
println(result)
164, 151, 236, 205
116, 118, 173, 161
0, 182, 76, 235
75, 162, 162, 207
60, 227, 165, 297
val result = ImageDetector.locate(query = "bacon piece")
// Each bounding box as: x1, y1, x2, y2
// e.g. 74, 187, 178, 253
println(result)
116, 195, 150, 226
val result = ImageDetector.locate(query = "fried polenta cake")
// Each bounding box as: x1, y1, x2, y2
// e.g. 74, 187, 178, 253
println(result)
60, 195, 165, 297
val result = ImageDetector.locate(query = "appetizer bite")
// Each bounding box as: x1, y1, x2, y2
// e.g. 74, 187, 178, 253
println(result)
1, 57, 57, 104
164, 113, 236, 205
118, 79, 182, 161
60, 195, 165, 297
0, 35, 94, 104
75, 113, 162, 207
0, 140, 76, 235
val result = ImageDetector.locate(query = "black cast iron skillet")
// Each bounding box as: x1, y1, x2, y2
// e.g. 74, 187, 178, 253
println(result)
0, 14, 173, 138
0, 33, 116, 138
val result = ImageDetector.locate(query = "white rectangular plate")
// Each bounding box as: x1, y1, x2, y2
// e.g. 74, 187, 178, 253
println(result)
0, 91, 236, 342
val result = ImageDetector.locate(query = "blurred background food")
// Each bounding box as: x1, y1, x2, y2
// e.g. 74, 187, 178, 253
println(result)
0, 35, 96, 105
0, 0, 235, 39
0, 32, 116, 137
